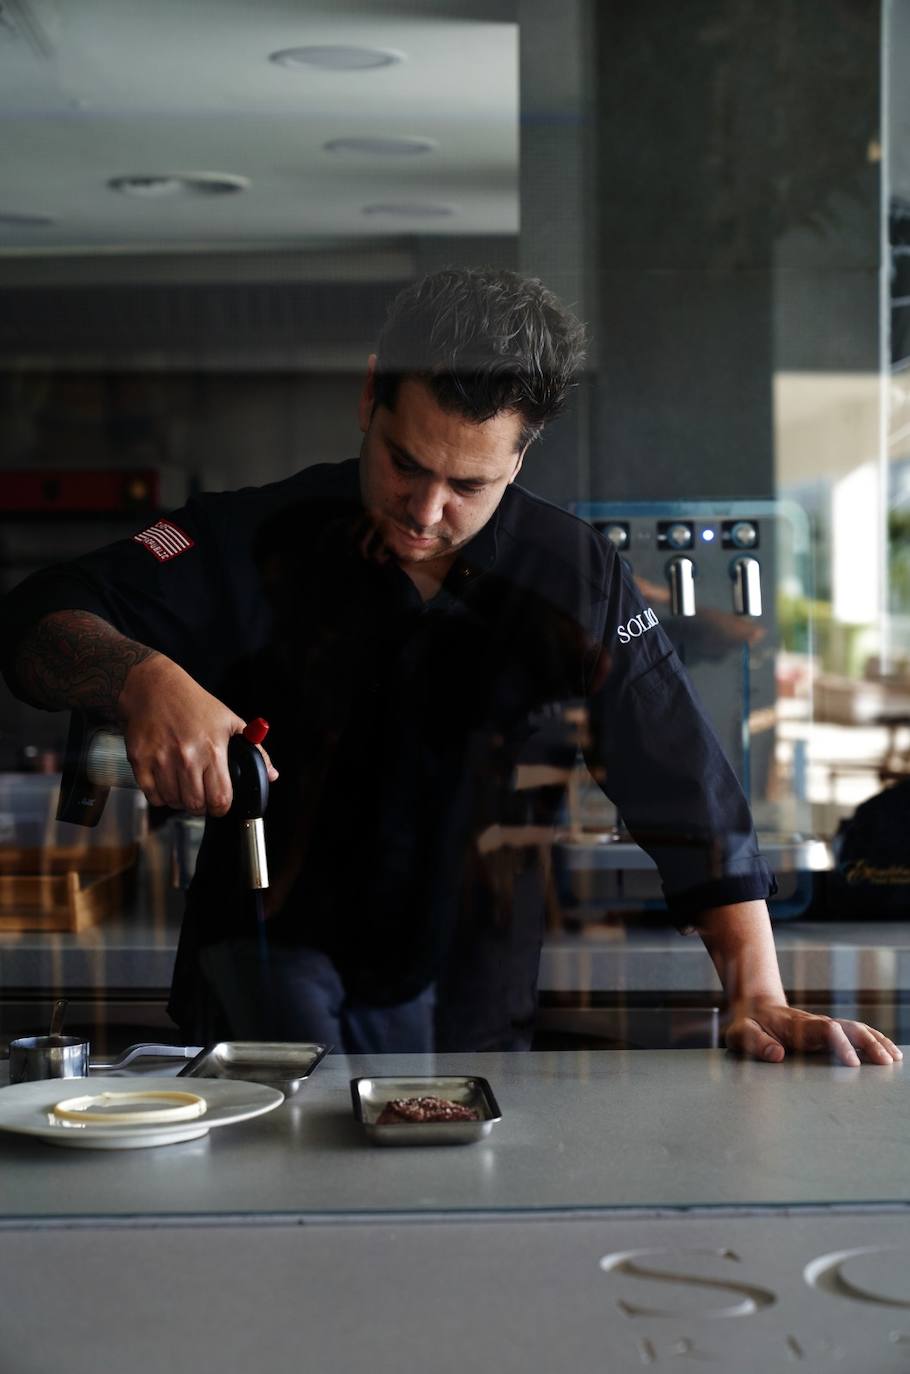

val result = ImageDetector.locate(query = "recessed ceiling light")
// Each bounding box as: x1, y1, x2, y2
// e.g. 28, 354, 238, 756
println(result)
0, 213, 54, 227
324, 136, 437, 157
108, 173, 250, 198
363, 202, 457, 219
270, 45, 405, 71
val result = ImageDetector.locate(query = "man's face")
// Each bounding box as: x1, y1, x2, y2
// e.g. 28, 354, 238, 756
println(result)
357, 361, 527, 569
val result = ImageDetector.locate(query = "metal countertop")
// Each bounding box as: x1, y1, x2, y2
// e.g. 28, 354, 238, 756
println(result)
0, 1048, 907, 1223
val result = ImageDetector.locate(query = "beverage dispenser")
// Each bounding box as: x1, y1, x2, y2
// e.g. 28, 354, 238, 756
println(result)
560, 499, 829, 920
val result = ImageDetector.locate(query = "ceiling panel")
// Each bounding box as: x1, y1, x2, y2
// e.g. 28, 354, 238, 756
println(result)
0, 0, 519, 252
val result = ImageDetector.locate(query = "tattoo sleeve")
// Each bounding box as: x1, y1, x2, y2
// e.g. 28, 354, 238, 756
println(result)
13, 610, 159, 719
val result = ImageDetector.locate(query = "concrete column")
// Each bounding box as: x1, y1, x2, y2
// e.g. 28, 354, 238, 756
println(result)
591, 0, 882, 505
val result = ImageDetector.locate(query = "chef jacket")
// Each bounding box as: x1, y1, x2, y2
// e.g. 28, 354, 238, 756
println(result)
0, 459, 775, 1046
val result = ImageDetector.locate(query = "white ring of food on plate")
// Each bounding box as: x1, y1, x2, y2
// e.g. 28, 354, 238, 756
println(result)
51, 1090, 208, 1126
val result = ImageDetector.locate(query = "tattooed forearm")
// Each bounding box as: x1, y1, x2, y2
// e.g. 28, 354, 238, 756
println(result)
13, 610, 159, 719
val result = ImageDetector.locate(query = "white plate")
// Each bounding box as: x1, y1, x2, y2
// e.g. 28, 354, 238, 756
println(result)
0, 1076, 284, 1150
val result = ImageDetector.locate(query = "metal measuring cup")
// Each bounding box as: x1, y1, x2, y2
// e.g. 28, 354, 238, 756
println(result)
7, 1000, 90, 1085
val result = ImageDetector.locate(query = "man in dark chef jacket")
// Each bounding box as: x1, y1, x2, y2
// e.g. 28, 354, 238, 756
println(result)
0, 267, 901, 1066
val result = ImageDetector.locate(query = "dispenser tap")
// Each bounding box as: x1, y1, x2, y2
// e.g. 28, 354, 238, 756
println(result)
731, 556, 762, 616
666, 556, 696, 617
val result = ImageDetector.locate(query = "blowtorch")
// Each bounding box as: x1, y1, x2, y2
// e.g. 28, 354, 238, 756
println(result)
56, 712, 271, 889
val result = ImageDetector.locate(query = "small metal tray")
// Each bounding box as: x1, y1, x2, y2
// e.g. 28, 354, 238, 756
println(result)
178, 1041, 329, 1096
351, 1075, 501, 1146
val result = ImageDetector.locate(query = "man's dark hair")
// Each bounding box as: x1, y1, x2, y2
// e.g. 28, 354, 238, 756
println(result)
373, 266, 586, 448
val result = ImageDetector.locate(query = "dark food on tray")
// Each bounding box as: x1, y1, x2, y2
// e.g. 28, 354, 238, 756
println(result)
376, 1095, 481, 1125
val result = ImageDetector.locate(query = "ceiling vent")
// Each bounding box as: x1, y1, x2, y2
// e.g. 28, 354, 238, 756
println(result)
323, 137, 437, 157
270, 45, 405, 71
363, 202, 457, 219
108, 173, 250, 199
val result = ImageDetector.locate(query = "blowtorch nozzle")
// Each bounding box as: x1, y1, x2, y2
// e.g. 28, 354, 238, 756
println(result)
227, 731, 270, 890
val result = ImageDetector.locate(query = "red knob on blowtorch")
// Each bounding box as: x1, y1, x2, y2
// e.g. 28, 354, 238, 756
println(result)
228, 717, 271, 890
243, 717, 269, 747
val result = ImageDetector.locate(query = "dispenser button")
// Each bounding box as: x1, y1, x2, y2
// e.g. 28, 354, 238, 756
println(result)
723, 519, 759, 550
596, 520, 630, 550
658, 521, 694, 551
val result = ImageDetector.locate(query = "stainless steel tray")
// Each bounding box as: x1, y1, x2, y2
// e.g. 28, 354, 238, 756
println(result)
178, 1041, 329, 1095
351, 1075, 501, 1146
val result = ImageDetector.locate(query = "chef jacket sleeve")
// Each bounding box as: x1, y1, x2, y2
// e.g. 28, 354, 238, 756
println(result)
583, 549, 776, 920
0, 496, 244, 704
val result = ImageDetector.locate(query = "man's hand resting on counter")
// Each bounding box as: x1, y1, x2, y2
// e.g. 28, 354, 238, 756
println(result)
695, 898, 904, 1068
118, 652, 278, 816
724, 1001, 903, 1067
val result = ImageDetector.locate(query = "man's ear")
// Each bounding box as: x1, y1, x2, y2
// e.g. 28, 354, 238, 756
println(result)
509, 444, 528, 483
358, 354, 378, 434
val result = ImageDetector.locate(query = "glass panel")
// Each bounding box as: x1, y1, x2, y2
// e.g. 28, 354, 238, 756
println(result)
0, 2, 906, 1239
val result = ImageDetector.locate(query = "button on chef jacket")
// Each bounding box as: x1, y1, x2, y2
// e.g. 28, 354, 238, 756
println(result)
0, 459, 775, 1048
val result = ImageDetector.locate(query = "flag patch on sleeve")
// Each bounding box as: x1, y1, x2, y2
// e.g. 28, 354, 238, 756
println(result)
132, 519, 195, 562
